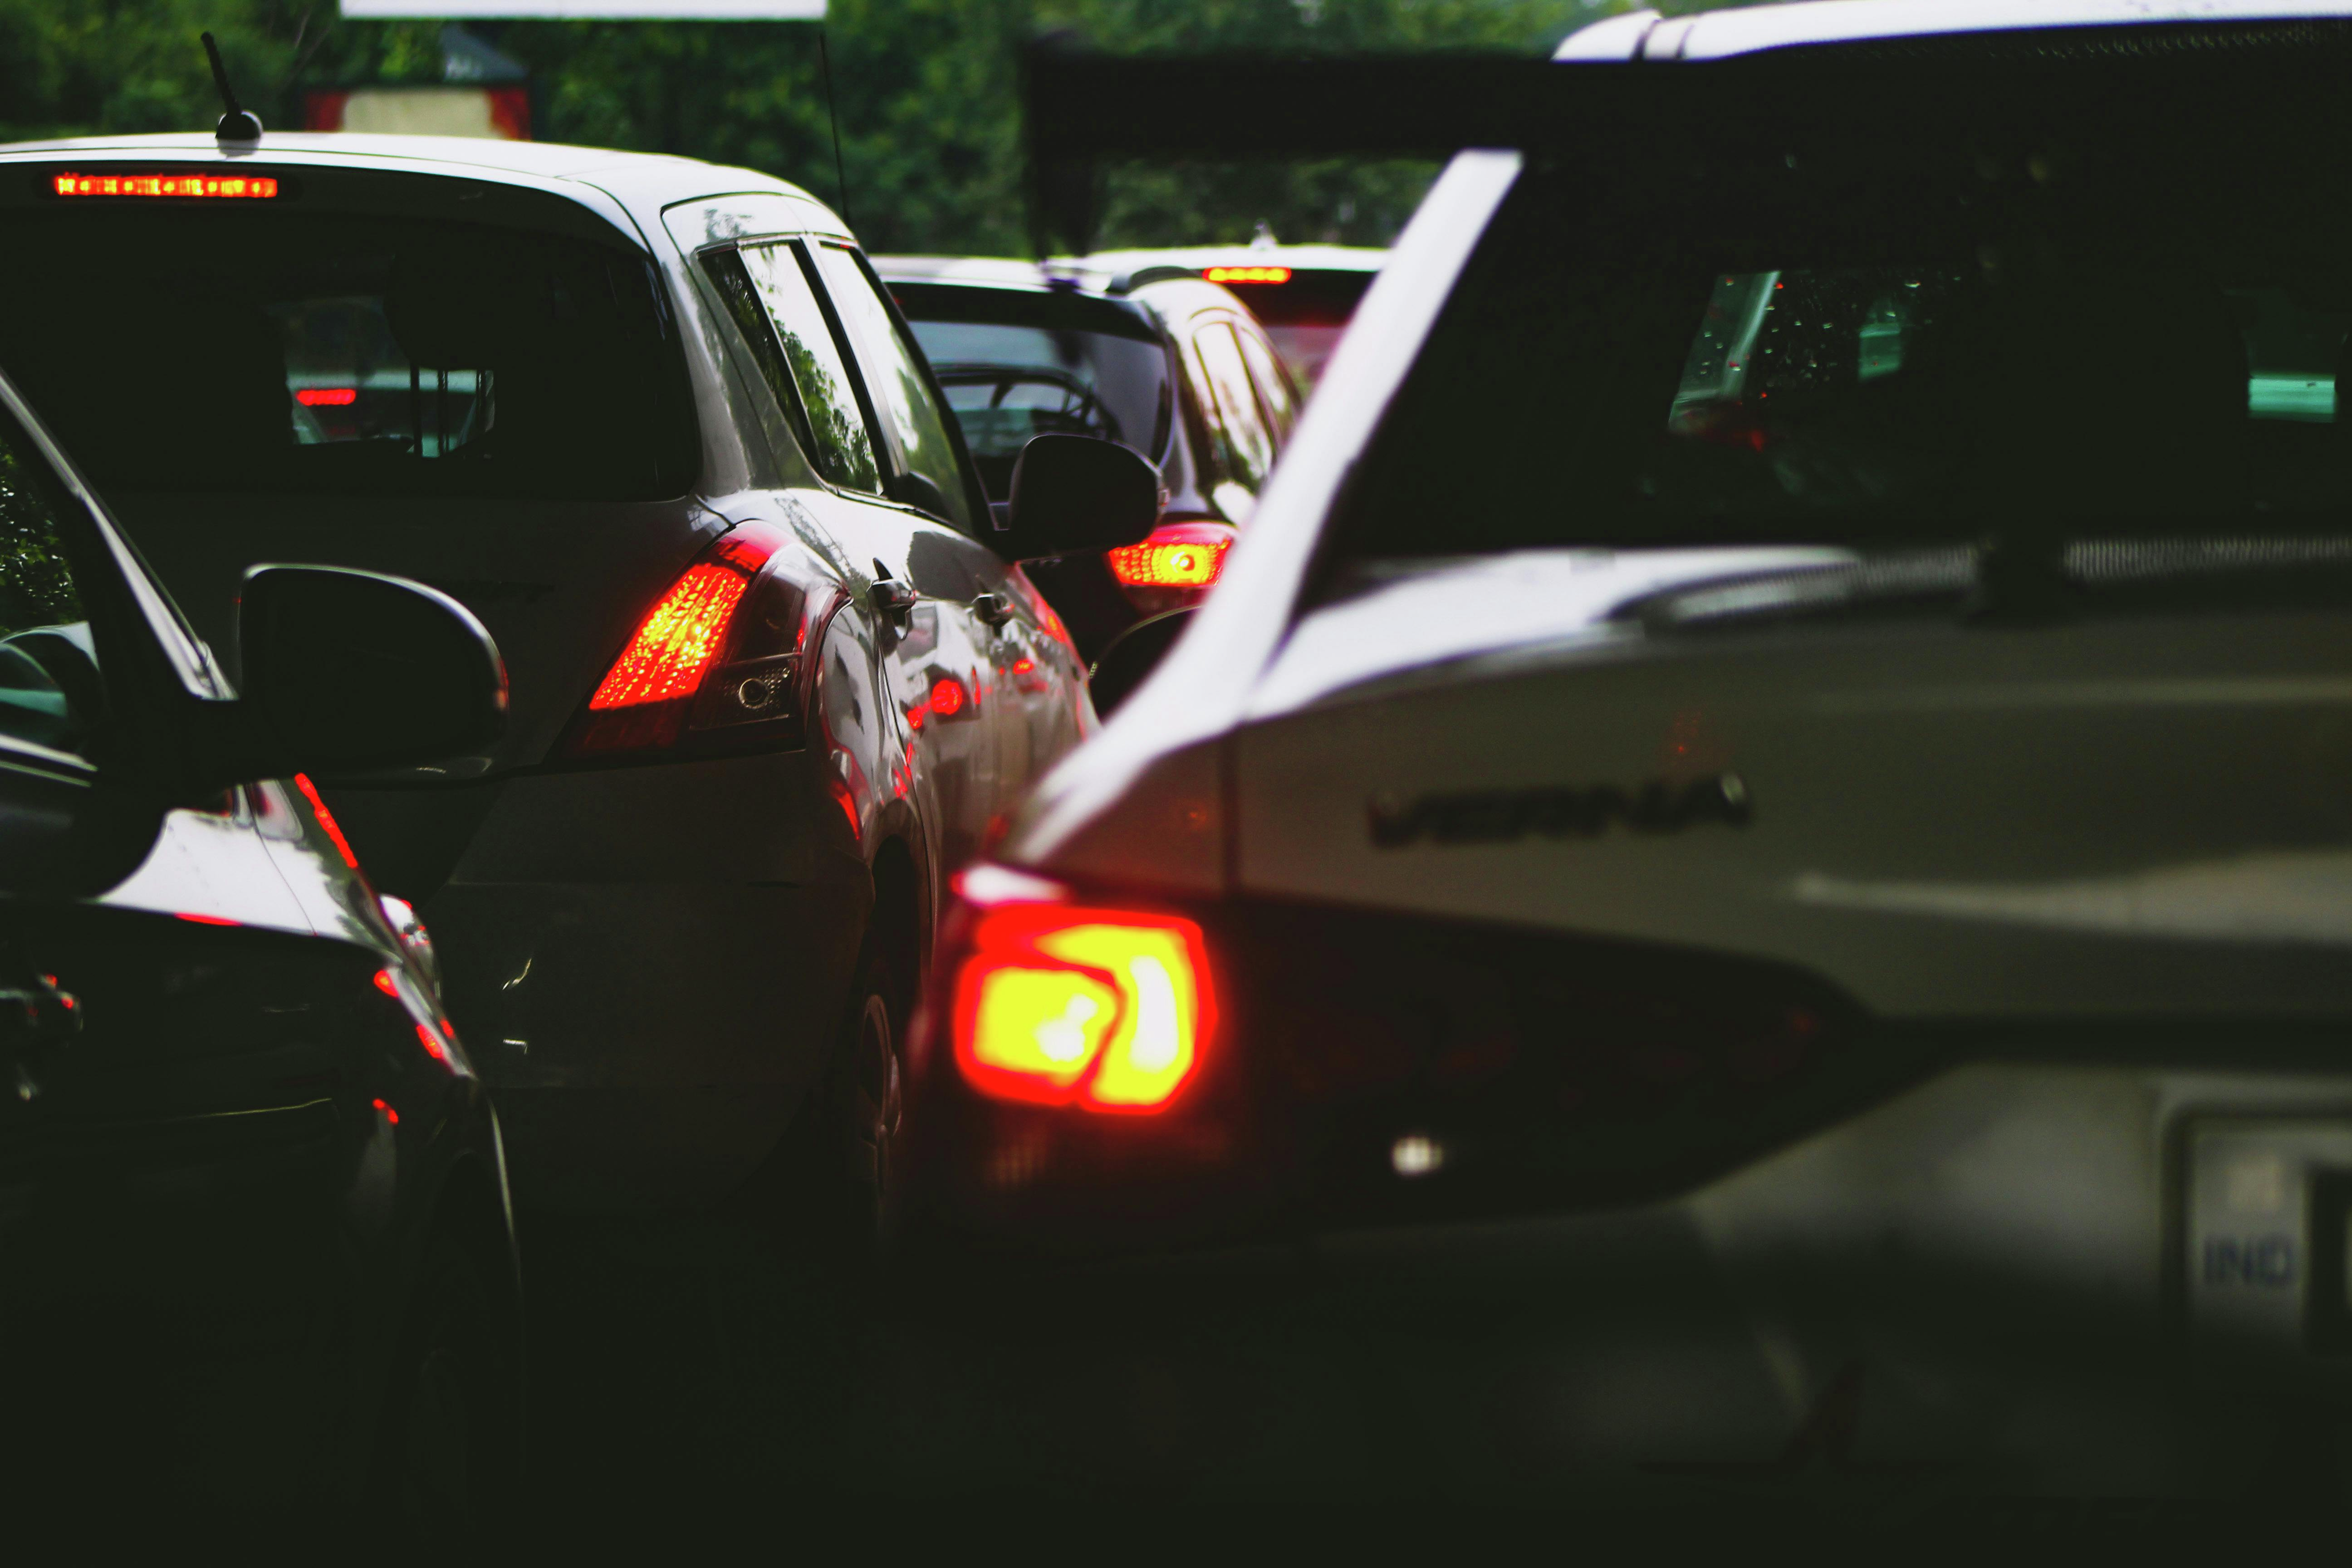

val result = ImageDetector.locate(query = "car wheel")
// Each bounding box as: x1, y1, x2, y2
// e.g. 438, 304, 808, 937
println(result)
378, 1231, 520, 1538
829, 950, 905, 1255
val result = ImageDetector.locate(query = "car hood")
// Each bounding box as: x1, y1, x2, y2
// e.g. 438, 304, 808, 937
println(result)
1023, 549, 2352, 1020
107, 490, 729, 777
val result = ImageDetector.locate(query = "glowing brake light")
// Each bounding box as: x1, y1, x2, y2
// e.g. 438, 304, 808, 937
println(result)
1204, 265, 1291, 285
52, 171, 279, 199
930, 676, 967, 717
295, 387, 358, 407
953, 899, 1215, 1113
566, 530, 805, 759
591, 560, 756, 710
1107, 523, 1231, 590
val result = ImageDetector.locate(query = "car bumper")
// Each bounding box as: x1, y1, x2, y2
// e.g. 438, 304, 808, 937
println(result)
339, 751, 868, 1209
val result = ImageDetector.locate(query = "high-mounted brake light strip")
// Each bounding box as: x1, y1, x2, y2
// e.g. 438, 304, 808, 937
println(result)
1204, 265, 1290, 284
52, 172, 279, 199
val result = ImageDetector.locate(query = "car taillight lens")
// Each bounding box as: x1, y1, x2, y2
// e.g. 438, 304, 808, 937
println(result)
1107, 523, 1232, 590
951, 896, 1216, 1114
563, 528, 814, 761
588, 560, 755, 711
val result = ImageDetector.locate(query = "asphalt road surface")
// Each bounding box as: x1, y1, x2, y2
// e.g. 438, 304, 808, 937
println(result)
510, 1188, 2253, 1544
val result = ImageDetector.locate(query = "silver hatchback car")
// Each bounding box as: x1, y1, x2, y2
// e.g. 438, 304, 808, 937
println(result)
0, 133, 1155, 1220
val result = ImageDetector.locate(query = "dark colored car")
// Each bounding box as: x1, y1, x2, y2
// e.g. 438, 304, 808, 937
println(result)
0, 364, 519, 1518
877, 257, 1299, 689
0, 137, 1128, 1223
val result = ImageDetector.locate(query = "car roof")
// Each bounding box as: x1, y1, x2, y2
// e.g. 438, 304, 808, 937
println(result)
1555, 0, 2352, 60
1083, 244, 1386, 275
874, 253, 1266, 333
0, 132, 847, 246
871, 255, 1116, 294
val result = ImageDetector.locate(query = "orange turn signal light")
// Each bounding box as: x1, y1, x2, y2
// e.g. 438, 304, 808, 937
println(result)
952, 899, 1215, 1113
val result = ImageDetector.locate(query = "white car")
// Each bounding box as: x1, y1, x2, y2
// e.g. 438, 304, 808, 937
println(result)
1078, 243, 1386, 388
0, 133, 1156, 1221
906, 0, 2352, 1500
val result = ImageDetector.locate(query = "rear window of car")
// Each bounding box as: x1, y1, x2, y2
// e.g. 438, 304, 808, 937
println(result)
891, 282, 1172, 499
0, 209, 698, 502
1214, 268, 1373, 329
1334, 79, 2352, 569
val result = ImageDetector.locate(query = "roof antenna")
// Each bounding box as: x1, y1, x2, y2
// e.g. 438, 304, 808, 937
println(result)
201, 32, 263, 144
815, 27, 853, 232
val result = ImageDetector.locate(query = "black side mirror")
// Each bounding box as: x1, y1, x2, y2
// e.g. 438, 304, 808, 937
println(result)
1088, 607, 1194, 718
236, 565, 508, 776
885, 470, 956, 521
1000, 434, 1160, 560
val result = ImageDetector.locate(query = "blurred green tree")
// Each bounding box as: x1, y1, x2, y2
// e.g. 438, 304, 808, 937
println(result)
0, 0, 1630, 253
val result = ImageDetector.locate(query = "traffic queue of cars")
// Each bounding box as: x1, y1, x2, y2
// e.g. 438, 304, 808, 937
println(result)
877, 255, 1302, 710
21, 0, 2348, 1521
896, 0, 2352, 1507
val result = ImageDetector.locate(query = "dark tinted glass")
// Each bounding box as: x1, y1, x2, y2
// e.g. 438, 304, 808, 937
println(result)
1338, 88, 2352, 564
717, 241, 882, 493
895, 286, 1172, 502
0, 411, 99, 757
0, 211, 697, 502
809, 246, 976, 530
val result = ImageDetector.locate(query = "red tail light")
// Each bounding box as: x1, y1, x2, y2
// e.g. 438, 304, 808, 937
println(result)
950, 889, 1216, 1114
588, 559, 756, 711
564, 529, 815, 761
1108, 523, 1232, 590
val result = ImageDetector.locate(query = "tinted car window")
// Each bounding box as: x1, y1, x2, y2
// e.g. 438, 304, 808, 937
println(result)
730, 241, 882, 494
0, 413, 99, 757
0, 212, 695, 502
808, 246, 976, 531
895, 288, 1173, 502
1215, 268, 1377, 388
1193, 321, 1276, 488
1233, 324, 1297, 441
1341, 134, 2352, 563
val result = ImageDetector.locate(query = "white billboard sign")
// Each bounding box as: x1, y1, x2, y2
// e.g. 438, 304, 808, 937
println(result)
340, 1, 825, 17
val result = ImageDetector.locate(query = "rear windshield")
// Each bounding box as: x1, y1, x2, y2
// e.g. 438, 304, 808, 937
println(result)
1217, 269, 1374, 329
891, 282, 1172, 499
0, 209, 697, 501
1335, 65, 2352, 569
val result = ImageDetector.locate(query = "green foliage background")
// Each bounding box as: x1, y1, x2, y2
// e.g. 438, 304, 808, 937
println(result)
0, 0, 1640, 254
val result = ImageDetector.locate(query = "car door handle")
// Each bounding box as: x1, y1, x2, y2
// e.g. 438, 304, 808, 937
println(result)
970, 593, 1013, 628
